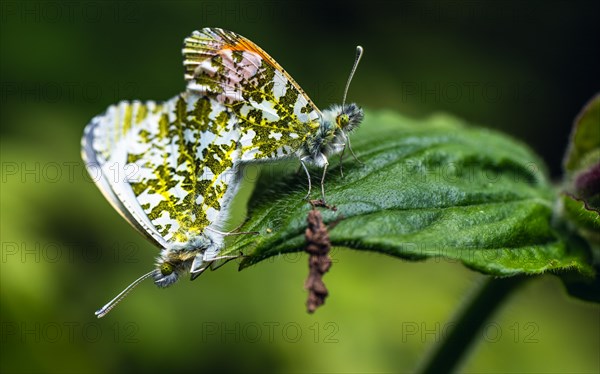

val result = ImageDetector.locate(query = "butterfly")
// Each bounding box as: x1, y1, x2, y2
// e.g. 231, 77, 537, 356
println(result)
183, 28, 364, 198
82, 28, 363, 317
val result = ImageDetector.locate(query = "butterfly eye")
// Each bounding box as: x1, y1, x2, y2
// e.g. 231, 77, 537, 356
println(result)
337, 114, 350, 128
160, 262, 174, 276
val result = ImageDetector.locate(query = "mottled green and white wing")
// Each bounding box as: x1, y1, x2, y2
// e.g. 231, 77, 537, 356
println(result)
183, 27, 322, 162
81, 94, 240, 246
83, 27, 325, 249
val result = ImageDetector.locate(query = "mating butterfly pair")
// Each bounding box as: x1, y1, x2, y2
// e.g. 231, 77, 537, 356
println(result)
82, 28, 364, 317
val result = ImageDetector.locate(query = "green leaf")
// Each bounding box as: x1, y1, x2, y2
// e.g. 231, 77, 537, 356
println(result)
561, 194, 600, 233
561, 93, 600, 215
223, 110, 594, 277
558, 94, 600, 272
563, 93, 600, 174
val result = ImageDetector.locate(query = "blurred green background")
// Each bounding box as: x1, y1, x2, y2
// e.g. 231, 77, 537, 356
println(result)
1, 1, 599, 373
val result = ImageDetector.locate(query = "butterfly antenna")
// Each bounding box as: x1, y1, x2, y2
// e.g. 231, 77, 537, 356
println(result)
342, 45, 364, 108
95, 269, 157, 318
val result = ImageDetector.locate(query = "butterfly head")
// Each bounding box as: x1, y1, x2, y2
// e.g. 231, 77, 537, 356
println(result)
310, 104, 363, 163
335, 103, 364, 133
320, 103, 363, 138
153, 245, 202, 287
153, 259, 185, 288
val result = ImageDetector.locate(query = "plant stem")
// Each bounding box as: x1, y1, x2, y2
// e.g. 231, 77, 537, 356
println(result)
418, 275, 530, 374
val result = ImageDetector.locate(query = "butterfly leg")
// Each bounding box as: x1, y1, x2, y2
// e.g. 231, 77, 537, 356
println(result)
190, 252, 245, 280
300, 158, 312, 199
347, 137, 363, 164
207, 254, 244, 261
206, 226, 259, 236
209, 253, 246, 271
190, 248, 218, 278
320, 161, 329, 202
190, 262, 210, 280
339, 144, 346, 178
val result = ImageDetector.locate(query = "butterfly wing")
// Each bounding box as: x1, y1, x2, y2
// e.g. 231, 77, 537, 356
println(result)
183, 28, 322, 162
84, 28, 323, 248
82, 94, 241, 247
82, 100, 169, 248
